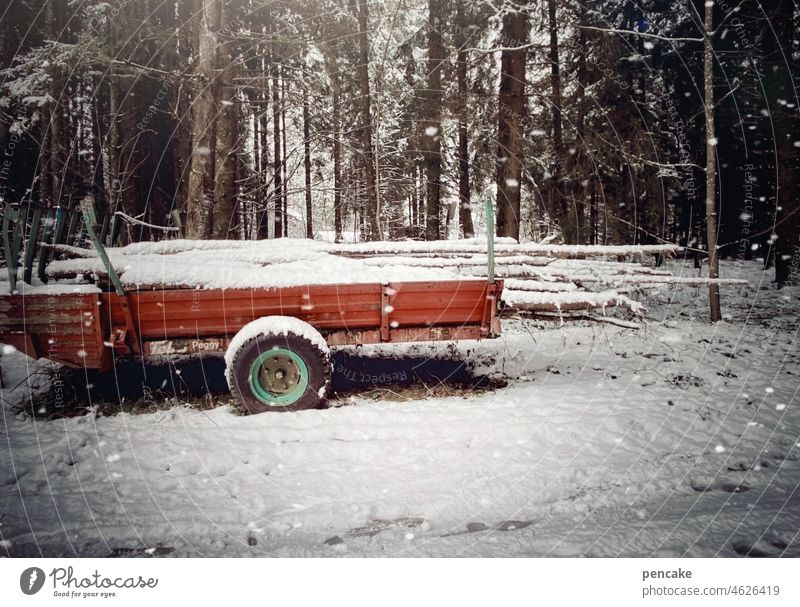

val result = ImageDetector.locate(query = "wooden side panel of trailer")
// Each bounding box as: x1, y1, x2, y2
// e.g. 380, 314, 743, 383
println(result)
1, 279, 502, 369
0, 293, 106, 368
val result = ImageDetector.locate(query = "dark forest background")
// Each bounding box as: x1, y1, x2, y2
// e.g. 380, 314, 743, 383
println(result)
0, 0, 797, 284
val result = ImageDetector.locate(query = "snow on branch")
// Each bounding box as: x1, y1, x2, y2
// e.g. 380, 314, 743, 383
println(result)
580, 25, 704, 44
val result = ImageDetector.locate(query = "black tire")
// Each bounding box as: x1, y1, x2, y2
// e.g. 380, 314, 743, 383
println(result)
228, 332, 331, 414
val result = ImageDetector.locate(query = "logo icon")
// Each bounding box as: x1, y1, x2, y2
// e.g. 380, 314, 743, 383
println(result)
20, 567, 46, 595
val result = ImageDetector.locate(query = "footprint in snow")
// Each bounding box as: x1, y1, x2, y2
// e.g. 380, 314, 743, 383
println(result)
733, 539, 789, 558
690, 479, 750, 493
349, 516, 426, 537
719, 480, 750, 493
107, 546, 173, 557
323, 517, 535, 544
440, 520, 533, 537
323, 517, 426, 545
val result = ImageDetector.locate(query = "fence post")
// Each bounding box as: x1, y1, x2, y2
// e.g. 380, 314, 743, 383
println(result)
485, 197, 495, 284
2, 204, 19, 292
22, 208, 41, 284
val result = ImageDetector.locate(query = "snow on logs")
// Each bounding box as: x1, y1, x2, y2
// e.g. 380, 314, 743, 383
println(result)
502, 288, 646, 315
332, 242, 681, 260
39, 239, 747, 320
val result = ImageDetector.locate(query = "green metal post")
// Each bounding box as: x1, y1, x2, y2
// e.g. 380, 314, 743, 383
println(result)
37, 210, 54, 283
11, 208, 28, 259
22, 208, 41, 284
109, 213, 122, 246
64, 211, 79, 246
99, 213, 110, 245
12, 206, 24, 263
81, 198, 126, 296
52, 207, 67, 245
485, 197, 495, 284
2, 205, 19, 292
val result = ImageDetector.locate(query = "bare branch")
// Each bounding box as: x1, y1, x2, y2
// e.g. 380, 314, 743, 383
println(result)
580, 25, 703, 44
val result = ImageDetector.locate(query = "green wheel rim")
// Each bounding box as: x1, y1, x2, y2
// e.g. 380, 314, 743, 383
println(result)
248, 347, 309, 406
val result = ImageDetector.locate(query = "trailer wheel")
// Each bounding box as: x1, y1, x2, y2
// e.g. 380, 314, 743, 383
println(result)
225, 317, 331, 414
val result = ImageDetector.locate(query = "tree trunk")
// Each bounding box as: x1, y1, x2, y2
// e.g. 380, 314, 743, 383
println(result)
117, 92, 140, 242
210, 43, 238, 239
272, 49, 283, 238
39, 0, 60, 211
328, 56, 343, 243
185, 0, 220, 239
185, 0, 236, 240
495, 0, 528, 241
547, 0, 571, 243
355, 0, 381, 240
704, 2, 721, 321
456, 3, 474, 239
766, 0, 799, 287
423, 0, 444, 240
411, 163, 419, 233
174, 74, 192, 239
103, 71, 120, 218
258, 51, 271, 238
281, 64, 288, 237
303, 80, 313, 239
574, 3, 589, 244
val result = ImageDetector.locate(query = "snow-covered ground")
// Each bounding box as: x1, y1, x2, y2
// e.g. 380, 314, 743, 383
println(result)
1, 260, 798, 557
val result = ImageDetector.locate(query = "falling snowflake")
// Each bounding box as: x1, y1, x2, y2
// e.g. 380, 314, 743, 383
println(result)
505, 178, 519, 187
424, 126, 438, 137
714, 445, 726, 453
765, 387, 774, 393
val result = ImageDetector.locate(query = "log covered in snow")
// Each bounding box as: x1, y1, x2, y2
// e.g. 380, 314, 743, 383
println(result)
502, 289, 646, 314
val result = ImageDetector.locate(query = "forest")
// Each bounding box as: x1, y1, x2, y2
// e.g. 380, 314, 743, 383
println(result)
0, 0, 797, 286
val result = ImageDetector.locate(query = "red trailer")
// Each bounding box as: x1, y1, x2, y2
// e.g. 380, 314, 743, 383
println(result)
0, 279, 502, 413
1, 200, 503, 413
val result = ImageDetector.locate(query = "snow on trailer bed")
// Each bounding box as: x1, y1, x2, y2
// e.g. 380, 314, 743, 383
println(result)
41, 237, 744, 313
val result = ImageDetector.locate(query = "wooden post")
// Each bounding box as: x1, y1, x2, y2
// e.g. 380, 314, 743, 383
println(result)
704, 2, 721, 321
